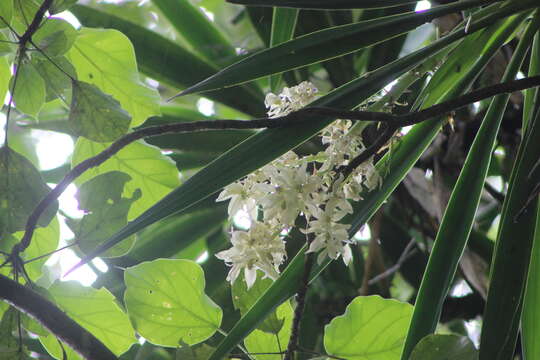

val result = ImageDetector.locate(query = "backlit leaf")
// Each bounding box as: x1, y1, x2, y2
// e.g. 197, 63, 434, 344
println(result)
50, 0, 78, 14
68, 171, 141, 257
33, 18, 77, 57
11, 62, 46, 118
70, 80, 131, 142
124, 259, 222, 347
32, 56, 77, 102
48, 281, 137, 356
68, 28, 161, 127
0, 57, 9, 102
0, 147, 58, 235
72, 138, 180, 219
0, 0, 12, 28
324, 296, 413, 360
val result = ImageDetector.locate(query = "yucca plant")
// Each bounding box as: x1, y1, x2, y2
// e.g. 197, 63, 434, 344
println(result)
0, 0, 539, 359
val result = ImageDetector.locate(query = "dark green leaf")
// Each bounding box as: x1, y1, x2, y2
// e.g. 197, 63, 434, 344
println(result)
176, 342, 215, 360
409, 334, 478, 360
0, 308, 32, 359
152, 0, 236, 64
32, 56, 77, 102
269, 7, 298, 91
67, 171, 141, 257
228, 0, 419, 10
0, 147, 58, 235
180, 0, 496, 95
232, 273, 285, 334
69, 81, 131, 142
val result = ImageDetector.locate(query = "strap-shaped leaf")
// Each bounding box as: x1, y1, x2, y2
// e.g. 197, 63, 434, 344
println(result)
179, 0, 501, 96
522, 24, 540, 360
269, 7, 299, 91
70, 4, 265, 117
479, 21, 540, 360
401, 13, 532, 359
152, 0, 236, 65
227, 0, 419, 10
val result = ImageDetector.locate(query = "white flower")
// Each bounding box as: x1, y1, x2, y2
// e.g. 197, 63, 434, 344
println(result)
216, 222, 286, 288
265, 81, 318, 118
216, 182, 258, 220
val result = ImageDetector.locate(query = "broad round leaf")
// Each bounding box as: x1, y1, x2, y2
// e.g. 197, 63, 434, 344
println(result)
0, 147, 58, 235
124, 259, 222, 347
324, 296, 413, 360
72, 138, 180, 219
68, 28, 161, 127
70, 81, 131, 142
409, 334, 478, 360
48, 281, 137, 356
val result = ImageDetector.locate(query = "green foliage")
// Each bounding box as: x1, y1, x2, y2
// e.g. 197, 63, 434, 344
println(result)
124, 259, 222, 347
0, 1, 539, 359
0, 147, 58, 235
324, 296, 413, 360
409, 334, 478, 360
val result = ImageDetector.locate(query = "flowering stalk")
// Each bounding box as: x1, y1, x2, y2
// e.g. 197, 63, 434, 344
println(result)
216, 82, 382, 287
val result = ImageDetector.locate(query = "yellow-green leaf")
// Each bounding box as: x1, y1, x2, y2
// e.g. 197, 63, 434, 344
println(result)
11, 62, 46, 118
68, 28, 160, 127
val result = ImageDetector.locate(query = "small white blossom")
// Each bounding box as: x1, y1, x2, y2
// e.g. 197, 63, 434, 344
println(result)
264, 81, 318, 118
216, 222, 286, 288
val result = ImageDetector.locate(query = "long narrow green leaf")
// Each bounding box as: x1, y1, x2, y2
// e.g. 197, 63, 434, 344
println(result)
152, 0, 236, 64
269, 7, 299, 91
179, 0, 501, 96
523, 200, 540, 360
479, 87, 540, 360
401, 13, 535, 360
69, 0, 533, 277
227, 0, 419, 10
522, 23, 540, 360
478, 17, 540, 360
70, 5, 266, 117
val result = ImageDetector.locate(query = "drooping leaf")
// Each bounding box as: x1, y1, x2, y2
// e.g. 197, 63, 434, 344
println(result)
67, 171, 141, 257
32, 18, 77, 57
409, 334, 478, 360
32, 56, 77, 102
324, 296, 413, 360
48, 280, 137, 356
232, 273, 285, 334
0, 147, 58, 235
244, 300, 293, 360
68, 28, 161, 127
71, 138, 180, 219
124, 259, 222, 347
40, 331, 82, 360
0, 1, 13, 28
69, 81, 132, 142
50, 0, 78, 14
227, 0, 418, 9
11, 62, 46, 118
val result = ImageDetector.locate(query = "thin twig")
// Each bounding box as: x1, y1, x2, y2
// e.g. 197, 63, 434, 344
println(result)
368, 239, 418, 286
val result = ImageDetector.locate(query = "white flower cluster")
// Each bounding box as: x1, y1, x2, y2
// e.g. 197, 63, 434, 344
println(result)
216, 82, 381, 288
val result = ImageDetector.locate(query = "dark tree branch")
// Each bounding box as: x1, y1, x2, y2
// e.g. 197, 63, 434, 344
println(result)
283, 232, 315, 360
18, 0, 54, 47
0, 274, 117, 360
11, 76, 540, 262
